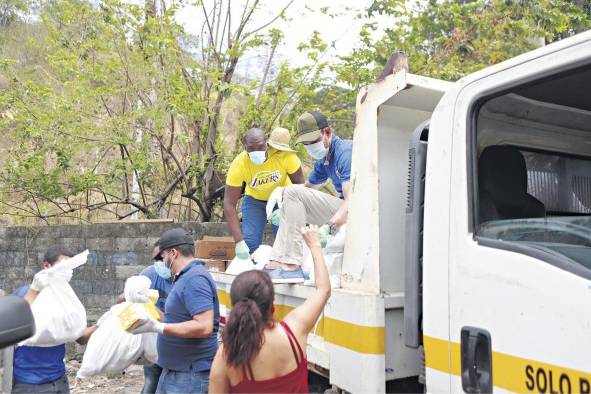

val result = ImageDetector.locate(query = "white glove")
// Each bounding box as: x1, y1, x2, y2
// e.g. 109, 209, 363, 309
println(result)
30, 270, 51, 292
266, 186, 284, 220
128, 316, 165, 335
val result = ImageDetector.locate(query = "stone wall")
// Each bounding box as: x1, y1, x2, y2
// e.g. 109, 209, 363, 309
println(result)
0, 221, 263, 359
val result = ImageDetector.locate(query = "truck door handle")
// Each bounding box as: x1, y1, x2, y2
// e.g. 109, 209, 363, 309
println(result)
461, 327, 493, 393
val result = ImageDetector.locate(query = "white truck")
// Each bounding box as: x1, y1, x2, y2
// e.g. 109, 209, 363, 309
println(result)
212, 29, 591, 393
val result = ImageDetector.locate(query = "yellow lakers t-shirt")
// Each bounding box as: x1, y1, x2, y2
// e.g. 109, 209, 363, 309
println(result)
226, 148, 301, 201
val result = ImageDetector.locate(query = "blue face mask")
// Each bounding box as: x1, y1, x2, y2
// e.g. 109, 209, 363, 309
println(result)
154, 260, 172, 280
248, 151, 266, 165
305, 140, 329, 160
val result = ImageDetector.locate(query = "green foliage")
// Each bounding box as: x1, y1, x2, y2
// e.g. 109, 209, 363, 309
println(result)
0, 0, 273, 223
1, 0, 590, 224
338, 0, 591, 83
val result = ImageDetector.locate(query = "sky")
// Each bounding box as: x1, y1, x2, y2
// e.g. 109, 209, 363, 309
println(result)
173, 0, 390, 79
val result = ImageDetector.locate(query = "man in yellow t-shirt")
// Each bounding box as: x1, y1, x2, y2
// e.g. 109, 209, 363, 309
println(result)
224, 127, 304, 259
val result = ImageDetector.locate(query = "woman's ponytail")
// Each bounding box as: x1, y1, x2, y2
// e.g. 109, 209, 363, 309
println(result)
222, 270, 275, 368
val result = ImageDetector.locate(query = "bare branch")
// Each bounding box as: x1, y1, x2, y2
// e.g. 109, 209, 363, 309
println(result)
245, 0, 295, 37
256, 40, 278, 108
200, 0, 222, 66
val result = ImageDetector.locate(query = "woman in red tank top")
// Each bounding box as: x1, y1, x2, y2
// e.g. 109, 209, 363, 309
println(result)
209, 225, 331, 393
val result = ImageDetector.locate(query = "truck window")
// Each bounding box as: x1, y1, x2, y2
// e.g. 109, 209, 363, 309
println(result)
473, 65, 591, 275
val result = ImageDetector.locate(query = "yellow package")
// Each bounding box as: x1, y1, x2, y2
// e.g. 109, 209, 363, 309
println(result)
118, 302, 161, 332
147, 289, 159, 305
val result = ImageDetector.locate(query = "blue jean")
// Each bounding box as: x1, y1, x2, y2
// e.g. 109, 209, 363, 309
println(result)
141, 364, 163, 394
241, 195, 278, 253
12, 375, 70, 394
155, 369, 209, 394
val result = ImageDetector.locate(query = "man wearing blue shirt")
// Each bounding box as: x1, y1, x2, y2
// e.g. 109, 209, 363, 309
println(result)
11, 246, 96, 394
128, 228, 219, 394
265, 111, 353, 283
139, 242, 173, 394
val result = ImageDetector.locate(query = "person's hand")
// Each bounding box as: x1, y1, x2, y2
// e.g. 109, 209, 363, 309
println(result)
127, 316, 165, 335
301, 224, 322, 249
235, 240, 250, 260
268, 209, 281, 226
266, 187, 284, 220
31, 270, 51, 292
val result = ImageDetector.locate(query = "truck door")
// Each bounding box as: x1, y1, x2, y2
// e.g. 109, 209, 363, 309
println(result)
445, 32, 591, 393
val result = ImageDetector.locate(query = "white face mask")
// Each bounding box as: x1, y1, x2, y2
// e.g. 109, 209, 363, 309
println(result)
305, 140, 329, 160
248, 151, 266, 165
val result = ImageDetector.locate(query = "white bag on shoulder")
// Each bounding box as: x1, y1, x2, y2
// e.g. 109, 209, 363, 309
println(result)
21, 251, 89, 347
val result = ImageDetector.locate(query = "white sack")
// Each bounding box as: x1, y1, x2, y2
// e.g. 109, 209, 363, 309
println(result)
21, 251, 89, 347
251, 245, 273, 270
302, 225, 346, 288
124, 275, 152, 303
77, 304, 144, 379
77, 275, 160, 378
225, 256, 255, 275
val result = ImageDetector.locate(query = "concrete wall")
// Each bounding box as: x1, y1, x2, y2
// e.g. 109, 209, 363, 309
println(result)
0, 221, 266, 359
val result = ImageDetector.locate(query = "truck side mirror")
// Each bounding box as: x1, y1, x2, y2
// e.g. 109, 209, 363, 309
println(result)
0, 296, 35, 348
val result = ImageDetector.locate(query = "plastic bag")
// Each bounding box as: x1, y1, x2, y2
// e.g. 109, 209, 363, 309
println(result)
225, 256, 255, 275
20, 251, 89, 347
302, 225, 346, 288
77, 276, 160, 378
124, 275, 153, 303
251, 245, 273, 270
77, 304, 145, 379
140, 332, 158, 365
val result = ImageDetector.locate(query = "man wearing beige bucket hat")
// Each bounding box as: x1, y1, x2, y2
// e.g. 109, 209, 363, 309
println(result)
224, 127, 305, 260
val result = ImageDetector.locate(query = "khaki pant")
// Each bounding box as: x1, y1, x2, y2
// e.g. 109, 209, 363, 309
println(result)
270, 185, 343, 266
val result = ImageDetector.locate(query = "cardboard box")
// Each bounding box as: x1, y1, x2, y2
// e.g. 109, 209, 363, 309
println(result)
196, 237, 235, 260
203, 259, 227, 272
203, 236, 234, 241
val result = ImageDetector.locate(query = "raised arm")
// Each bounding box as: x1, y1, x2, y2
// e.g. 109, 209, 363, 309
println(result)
283, 225, 331, 336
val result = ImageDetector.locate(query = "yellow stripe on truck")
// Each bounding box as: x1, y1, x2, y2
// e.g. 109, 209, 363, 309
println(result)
217, 289, 385, 355
424, 335, 591, 393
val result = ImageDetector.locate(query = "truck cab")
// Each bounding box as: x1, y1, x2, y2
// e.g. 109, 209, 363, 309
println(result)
213, 30, 591, 393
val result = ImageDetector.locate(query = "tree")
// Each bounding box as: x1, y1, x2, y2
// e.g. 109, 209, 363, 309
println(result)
336, 0, 591, 83
0, 0, 298, 224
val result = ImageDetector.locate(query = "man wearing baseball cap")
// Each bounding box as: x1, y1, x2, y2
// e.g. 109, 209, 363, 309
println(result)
128, 228, 220, 393
264, 111, 353, 283
224, 127, 305, 260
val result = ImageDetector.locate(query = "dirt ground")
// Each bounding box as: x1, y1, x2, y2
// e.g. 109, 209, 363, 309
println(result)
65, 361, 333, 394
67, 361, 145, 394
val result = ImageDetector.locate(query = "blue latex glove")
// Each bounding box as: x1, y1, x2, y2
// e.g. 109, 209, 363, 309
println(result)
269, 209, 281, 226
235, 240, 250, 260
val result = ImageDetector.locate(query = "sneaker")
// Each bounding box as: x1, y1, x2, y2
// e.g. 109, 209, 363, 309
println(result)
261, 267, 277, 277
262, 266, 276, 274
268, 267, 305, 284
